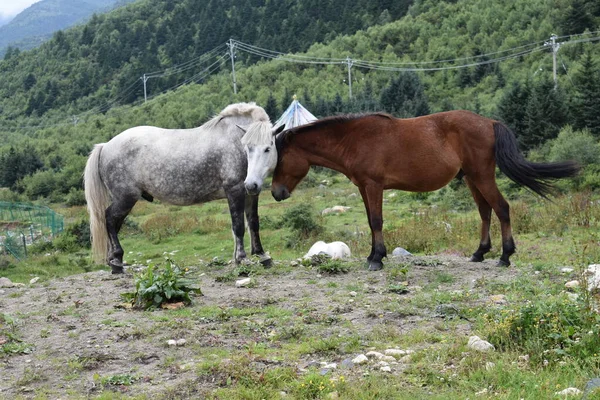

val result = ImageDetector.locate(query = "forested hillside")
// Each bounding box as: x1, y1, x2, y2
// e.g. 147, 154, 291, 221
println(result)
0, 0, 135, 57
0, 0, 599, 203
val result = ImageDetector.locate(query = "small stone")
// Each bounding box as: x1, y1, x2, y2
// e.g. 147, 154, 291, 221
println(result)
392, 247, 412, 257
176, 339, 186, 346
322, 363, 337, 369
565, 280, 580, 289
29, 277, 40, 284
340, 358, 354, 369
384, 349, 407, 358
235, 278, 252, 287
399, 355, 412, 363
167, 340, 177, 346
0, 277, 14, 288
381, 356, 397, 363
349, 291, 357, 297
489, 294, 507, 305
561, 267, 574, 273
567, 292, 579, 301
377, 361, 389, 367
352, 354, 368, 365
365, 351, 384, 359
554, 387, 582, 396
290, 261, 299, 267
485, 362, 495, 371
380, 366, 392, 372
467, 336, 495, 352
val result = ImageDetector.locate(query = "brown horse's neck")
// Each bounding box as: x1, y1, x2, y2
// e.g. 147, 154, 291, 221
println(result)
287, 125, 350, 175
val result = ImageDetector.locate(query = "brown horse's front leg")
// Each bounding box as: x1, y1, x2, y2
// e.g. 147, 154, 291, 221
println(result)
361, 183, 386, 271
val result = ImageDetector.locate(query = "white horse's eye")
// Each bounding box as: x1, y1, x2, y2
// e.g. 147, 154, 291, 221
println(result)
264, 148, 270, 153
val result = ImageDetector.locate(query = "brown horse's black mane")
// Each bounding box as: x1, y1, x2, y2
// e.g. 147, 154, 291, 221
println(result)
276, 112, 393, 154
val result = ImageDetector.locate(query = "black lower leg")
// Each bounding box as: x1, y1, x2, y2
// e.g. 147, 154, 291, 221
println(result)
498, 237, 515, 267
470, 242, 491, 262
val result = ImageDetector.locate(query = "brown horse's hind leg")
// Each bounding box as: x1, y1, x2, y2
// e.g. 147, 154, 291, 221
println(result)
470, 180, 515, 267
105, 196, 137, 274
360, 183, 386, 271
464, 178, 492, 262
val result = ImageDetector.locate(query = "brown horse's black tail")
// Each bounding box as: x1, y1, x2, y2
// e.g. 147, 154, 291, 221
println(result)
493, 122, 580, 198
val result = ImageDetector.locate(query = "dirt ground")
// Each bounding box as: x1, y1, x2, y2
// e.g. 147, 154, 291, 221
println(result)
0, 255, 520, 399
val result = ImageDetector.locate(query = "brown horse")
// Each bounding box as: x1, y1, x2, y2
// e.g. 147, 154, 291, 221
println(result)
271, 110, 580, 270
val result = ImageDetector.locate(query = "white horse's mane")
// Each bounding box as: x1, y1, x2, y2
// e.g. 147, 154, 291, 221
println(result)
203, 102, 269, 131
240, 120, 273, 146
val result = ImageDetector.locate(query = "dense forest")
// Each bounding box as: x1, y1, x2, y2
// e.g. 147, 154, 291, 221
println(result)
0, 0, 599, 204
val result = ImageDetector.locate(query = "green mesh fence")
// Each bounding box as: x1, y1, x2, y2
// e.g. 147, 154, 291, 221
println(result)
0, 202, 64, 260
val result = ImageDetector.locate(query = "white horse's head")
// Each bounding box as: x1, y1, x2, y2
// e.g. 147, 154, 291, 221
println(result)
239, 122, 285, 195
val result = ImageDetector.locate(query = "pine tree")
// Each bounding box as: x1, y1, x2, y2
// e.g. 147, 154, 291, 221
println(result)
264, 93, 279, 121
497, 81, 531, 136
572, 51, 600, 138
380, 72, 430, 117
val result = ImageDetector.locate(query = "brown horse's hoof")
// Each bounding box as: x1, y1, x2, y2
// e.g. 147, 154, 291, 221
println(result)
470, 254, 484, 262
368, 260, 384, 271
496, 260, 510, 268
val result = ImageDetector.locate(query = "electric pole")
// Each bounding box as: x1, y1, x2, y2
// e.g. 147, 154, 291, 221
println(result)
545, 34, 560, 90
141, 74, 149, 103
228, 39, 238, 94
346, 56, 353, 99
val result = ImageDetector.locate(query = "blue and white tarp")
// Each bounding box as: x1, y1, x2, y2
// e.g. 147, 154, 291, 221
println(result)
274, 98, 317, 130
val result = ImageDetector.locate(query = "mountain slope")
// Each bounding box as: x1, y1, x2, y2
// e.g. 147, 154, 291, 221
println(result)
0, 0, 135, 56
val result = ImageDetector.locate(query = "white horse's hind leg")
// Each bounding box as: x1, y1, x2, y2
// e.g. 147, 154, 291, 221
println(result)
244, 194, 272, 267
105, 195, 137, 273
225, 185, 247, 264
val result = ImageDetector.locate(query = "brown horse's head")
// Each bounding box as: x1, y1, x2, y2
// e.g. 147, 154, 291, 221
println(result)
271, 132, 310, 202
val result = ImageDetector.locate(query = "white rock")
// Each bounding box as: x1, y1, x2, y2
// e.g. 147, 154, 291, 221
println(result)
305, 241, 351, 259
377, 361, 389, 367
366, 351, 384, 359
554, 387, 582, 396
565, 280, 580, 289
29, 277, 40, 284
380, 366, 392, 372
322, 205, 351, 215
176, 339, 186, 346
322, 363, 337, 369
235, 278, 252, 287
567, 293, 579, 302
167, 340, 177, 346
485, 362, 496, 371
586, 264, 600, 291
352, 354, 368, 365
391, 247, 412, 257
0, 277, 14, 288
381, 356, 397, 363
384, 349, 407, 358
349, 291, 357, 297
467, 336, 495, 352
561, 267, 574, 273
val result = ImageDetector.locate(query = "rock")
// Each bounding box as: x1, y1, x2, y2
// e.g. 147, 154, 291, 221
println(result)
567, 293, 579, 302
29, 277, 40, 284
0, 277, 14, 288
384, 349, 407, 358
399, 355, 412, 363
467, 336, 495, 352
365, 351, 384, 359
587, 264, 600, 292
377, 361, 389, 367
352, 354, 368, 365
349, 291, 357, 297
554, 387, 582, 396
489, 294, 507, 305
392, 247, 412, 257
485, 362, 495, 371
167, 340, 177, 346
321, 206, 350, 215
381, 356, 397, 363
340, 358, 354, 369
565, 280, 580, 289
305, 241, 351, 259
380, 366, 392, 372
235, 278, 252, 287
322, 363, 337, 369
176, 339, 186, 346
561, 267, 574, 273
584, 378, 600, 398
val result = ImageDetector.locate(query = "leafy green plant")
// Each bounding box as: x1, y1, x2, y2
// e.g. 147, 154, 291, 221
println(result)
317, 259, 349, 275
1, 313, 35, 357
121, 259, 202, 309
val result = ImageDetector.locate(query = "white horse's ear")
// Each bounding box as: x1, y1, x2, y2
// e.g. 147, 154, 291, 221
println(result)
272, 125, 285, 136
236, 124, 248, 133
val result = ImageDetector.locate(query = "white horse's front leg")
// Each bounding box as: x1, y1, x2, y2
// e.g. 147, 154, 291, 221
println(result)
226, 185, 247, 264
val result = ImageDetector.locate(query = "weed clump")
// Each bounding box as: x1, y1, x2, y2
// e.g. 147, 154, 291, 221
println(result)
121, 258, 202, 309
281, 204, 323, 248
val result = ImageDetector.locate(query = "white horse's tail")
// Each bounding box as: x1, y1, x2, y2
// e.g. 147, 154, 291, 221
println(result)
84, 144, 110, 264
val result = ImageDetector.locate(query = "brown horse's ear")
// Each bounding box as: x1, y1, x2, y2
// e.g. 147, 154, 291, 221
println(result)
272, 125, 285, 136
236, 124, 248, 133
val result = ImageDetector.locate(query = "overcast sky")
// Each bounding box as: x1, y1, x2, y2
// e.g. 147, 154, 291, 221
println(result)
0, 0, 41, 20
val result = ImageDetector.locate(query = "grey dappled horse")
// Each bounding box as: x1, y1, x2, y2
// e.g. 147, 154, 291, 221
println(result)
84, 102, 283, 273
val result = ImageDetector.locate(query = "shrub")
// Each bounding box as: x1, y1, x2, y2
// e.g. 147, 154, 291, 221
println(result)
281, 203, 323, 238
121, 259, 202, 309
65, 188, 86, 207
